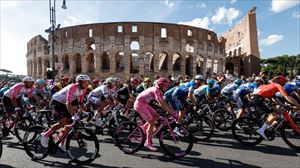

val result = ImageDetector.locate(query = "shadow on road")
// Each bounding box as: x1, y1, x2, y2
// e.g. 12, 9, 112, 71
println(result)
0, 164, 15, 168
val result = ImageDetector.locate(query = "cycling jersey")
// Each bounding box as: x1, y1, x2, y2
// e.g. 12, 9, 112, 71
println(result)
52, 83, 86, 104
283, 82, 300, 94
252, 83, 288, 98
87, 85, 110, 99
194, 85, 211, 97
4, 83, 34, 99
136, 86, 164, 104
173, 81, 197, 97
221, 83, 239, 95
235, 83, 257, 97
0, 87, 10, 97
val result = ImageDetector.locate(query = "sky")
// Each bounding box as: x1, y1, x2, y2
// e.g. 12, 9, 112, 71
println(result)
0, 0, 299, 75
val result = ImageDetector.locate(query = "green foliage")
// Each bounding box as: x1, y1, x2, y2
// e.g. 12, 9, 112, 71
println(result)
261, 54, 300, 79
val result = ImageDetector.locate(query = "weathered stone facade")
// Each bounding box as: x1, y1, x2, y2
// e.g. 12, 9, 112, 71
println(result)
223, 7, 261, 76
26, 22, 226, 80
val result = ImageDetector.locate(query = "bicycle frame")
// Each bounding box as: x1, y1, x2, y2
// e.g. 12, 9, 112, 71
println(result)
282, 111, 300, 134
127, 115, 178, 143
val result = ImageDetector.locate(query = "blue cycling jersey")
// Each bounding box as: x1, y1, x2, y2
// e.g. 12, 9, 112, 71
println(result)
235, 83, 257, 97
174, 81, 196, 97
284, 82, 300, 93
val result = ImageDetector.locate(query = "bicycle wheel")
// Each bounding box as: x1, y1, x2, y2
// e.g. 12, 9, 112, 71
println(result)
108, 115, 129, 138
281, 118, 300, 150
65, 128, 99, 164
115, 121, 145, 154
231, 117, 263, 146
187, 115, 214, 141
23, 125, 49, 160
159, 123, 193, 158
15, 117, 35, 142
212, 109, 235, 131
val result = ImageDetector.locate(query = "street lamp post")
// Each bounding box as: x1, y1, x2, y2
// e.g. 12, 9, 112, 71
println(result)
46, 0, 67, 83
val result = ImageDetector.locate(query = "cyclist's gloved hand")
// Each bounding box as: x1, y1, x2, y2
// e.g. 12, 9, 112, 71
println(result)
171, 110, 179, 119
14, 107, 20, 111
72, 114, 80, 121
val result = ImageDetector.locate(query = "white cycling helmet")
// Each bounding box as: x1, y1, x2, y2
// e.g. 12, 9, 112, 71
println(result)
76, 74, 90, 82
23, 77, 35, 82
194, 75, 204, 81
105, 77, 115, 84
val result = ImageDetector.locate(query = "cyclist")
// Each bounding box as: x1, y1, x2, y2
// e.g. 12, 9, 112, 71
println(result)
32, 79, 50, 104
193, 78, 215, 104
2, 77, 35, 113
166, 75, 204, 125
134, 77, 176, 151
40, 75, 90, 151
50, 77, 70, 95
275, 79, 300, 103
136, 77, 152, 93
117, 78, 140, 116
86, 77, 116, 123
252, 75, 300, 140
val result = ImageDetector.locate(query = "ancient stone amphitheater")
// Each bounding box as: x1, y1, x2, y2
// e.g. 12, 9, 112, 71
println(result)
26, 22, 228, 80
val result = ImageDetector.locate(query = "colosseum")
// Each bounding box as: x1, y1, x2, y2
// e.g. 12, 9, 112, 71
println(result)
26, 8, 260, 80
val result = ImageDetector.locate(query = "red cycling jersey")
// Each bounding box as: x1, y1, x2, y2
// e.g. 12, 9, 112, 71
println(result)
253, 83, 288, 98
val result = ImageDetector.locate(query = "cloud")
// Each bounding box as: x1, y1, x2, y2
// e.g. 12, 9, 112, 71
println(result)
0, 1, 20, 9
178, 17, 211, 29
230, 0, 237, 4
271, 0, 300, 13
293, 11, 300, 18
63, 14, 94, 27
260, 34, 284, 46
191, 3, 207, 9
163, 0, 174, 8
211, 7, 239, 25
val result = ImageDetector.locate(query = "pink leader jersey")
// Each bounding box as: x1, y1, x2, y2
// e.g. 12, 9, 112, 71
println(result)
4, 83, 34, 99
52, 83, 86, 104
135, 86, 164, 104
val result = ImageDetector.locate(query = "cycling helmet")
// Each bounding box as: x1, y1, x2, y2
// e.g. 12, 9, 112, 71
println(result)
114, 77, 121, 82
36, 79, 46, 86
194, 75, 204, 81
92, 79, 100, 85
206, 79, 215, 85
294, 76, 300, 81
212, 85, 221, 91
23, 77, 35, 82
155, 77, 170, 88
76, 74, 90, 82
143, 77, 151, 83
235, 78, 243, 85
105, 77, 115, 84
62, 77, 70, 83
130, 78, 140, 85
272, 75, 288, 85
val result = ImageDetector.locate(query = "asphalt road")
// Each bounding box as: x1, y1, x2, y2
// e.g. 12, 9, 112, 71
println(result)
0, 130, 299, 168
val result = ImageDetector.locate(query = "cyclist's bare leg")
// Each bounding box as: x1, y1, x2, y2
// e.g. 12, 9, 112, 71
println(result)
177, 108, 187, 123
236, 108, 245, 119
43, 118, 69, 136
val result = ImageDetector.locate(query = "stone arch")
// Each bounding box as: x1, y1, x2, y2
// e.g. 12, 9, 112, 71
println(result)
115, 51, 125, 71
38, 57, 42, 75
144, 52, 154, 72
196, 55, 204, 74
101, 51, 110, 70
233, 49, 237, 56
238, 47, 242, 55
158, 52, 168, 71
226, 62, 234, 73
85, 38, 95, 51
73, 53, 82, 73
86, 53, 95, 73
185, 55, 192, 76
62, 54, 70, 72
186, 42, 194, 53
130, 53, 139, 73
130, 41, 140, 51
172, 53, 181, 71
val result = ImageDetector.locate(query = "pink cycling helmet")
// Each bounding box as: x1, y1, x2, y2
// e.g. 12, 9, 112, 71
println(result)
155, 77, 170, 88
